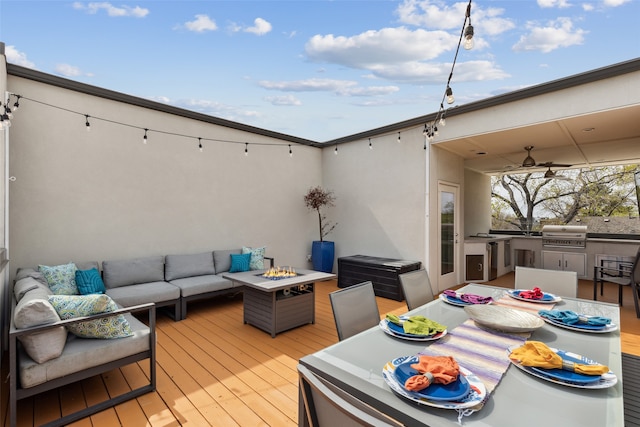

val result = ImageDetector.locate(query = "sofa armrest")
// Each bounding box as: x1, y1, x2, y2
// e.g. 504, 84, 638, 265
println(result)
9, 302, 156, 337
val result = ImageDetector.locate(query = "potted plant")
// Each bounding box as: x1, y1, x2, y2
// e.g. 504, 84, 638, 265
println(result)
304, 186, 337, 273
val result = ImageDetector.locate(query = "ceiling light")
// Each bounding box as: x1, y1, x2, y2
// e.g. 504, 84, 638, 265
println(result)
544, 167, 555, 179
522, 146, 536, 167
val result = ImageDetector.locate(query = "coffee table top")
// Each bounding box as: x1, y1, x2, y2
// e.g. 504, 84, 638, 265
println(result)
223, 268, 336, 292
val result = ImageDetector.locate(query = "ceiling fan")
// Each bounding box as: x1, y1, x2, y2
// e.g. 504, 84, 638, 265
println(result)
520, 146, 573, 179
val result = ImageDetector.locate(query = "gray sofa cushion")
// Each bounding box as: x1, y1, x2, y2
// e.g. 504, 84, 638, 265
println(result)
105, 281, 180, 307
213, 249, 242, 274
102, 256, 165, 289
165, 252, 215, 281
18, 313, 150, 389
169, 275, 234, 298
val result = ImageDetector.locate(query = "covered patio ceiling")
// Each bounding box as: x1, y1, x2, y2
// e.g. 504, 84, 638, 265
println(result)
441, 102, 640, 176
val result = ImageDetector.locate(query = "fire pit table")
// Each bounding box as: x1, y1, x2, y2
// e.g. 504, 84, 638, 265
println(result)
223, 268, 336, 337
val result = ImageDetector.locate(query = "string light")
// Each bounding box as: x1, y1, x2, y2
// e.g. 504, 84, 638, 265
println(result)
463, 3, 474, 50
334, 144, 338, 155
369, 138, 372, 150
245, 142, 249, 156
397, 132, 401, 143
446, 86, 455, 104
12, 93, 303, 156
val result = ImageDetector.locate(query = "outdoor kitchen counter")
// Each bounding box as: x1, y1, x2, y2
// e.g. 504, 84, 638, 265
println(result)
464, 235, 514, 243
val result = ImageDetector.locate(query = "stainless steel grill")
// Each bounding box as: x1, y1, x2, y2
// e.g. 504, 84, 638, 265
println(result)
541, 225, 587, 249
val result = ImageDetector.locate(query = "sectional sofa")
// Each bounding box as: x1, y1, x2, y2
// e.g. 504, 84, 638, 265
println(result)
8, 247, 272, 426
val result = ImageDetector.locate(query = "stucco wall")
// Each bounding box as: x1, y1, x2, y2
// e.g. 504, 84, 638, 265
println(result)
7, 75, 323, 277
321, 127, 426, 269
464, 169, 491, 236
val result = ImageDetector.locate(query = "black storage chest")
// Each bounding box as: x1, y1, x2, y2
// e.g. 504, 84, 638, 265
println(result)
337, 255, 421, 301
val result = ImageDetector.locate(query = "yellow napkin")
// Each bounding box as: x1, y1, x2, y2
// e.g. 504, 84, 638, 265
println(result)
386, 314, 446, 335
509, 341, 609, 375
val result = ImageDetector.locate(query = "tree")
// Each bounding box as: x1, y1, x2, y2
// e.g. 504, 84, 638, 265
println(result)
491, 166, 638, 232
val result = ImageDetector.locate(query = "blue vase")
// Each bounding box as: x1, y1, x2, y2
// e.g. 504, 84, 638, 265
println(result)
312, 241, 335, 273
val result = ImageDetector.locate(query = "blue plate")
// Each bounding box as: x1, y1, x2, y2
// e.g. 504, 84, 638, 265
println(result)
511, 290, 555, 302
393, 357, 470, 401
545, 317, 606, 331
529, 350, 602, 384
386, 320, 435, 338
445, 294, 470, 305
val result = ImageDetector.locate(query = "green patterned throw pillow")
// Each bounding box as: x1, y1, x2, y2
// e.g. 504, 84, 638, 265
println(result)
39, 262, 79, 295
48, 294, 133, 339
242, 246, 266, 270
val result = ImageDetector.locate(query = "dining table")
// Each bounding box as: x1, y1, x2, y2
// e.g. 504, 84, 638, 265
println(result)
299, 283, 624, 426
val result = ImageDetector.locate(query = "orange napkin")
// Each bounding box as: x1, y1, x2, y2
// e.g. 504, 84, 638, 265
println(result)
404, 355, 460, 392
509, 341, 609, 375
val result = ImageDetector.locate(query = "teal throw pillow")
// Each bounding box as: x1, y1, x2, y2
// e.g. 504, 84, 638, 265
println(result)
48, 294, 133, 339
242, 246, 266, 270
75, 268, 106, 295
229, 253, 251, 273
39, 262, 79, 295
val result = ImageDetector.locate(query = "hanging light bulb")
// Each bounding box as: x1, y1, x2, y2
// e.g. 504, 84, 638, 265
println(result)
334, 144, 338, 155
439, 113, 446, 127
143, 128, 148, 144
397, 132, 401, 143
463, 24, 474, 50
13, 95, 20, 111
434, 124, 439, 136
369, 138, 373, 150
446, 87, 455, 104
245, 143, 249, 156
85, 115, 91, 131
198, 137, 203, 152
289, 144, 293, 157
5, 104, 13, 120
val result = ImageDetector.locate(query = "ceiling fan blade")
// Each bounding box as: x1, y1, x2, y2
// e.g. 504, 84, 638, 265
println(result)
537, 162, 573, 168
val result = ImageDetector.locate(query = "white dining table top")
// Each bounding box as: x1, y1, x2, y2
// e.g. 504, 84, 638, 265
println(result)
299, 284, 623, 427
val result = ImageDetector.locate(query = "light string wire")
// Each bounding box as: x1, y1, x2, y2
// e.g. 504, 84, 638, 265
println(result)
11, 94, 300, 150
423, 0, 473, 145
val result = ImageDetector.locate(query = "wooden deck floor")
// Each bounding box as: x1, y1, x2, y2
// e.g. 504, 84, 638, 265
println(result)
2, 276, 639, 426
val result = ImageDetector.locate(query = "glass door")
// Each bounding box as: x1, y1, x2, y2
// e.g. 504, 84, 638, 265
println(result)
437, 182, 460, 291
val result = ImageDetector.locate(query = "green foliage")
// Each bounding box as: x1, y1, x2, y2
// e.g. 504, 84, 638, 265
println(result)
491, 165, 639, 232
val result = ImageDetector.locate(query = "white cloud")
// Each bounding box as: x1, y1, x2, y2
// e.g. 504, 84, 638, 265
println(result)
245, 18, 272, 36
603, 0, 631, 6
512, 17, 587, 53
55, 63, 82, 77
184, 14, 218, 33
5, 46, 36, 68
259, 78, 358, 92
537, 0, 571, 8
306, 27, 457, 69
370, 60, 509, 84
258, 78, 399, 97
72, 2, 149, 17
395, 0, 515, 35
264, 95, 302, 106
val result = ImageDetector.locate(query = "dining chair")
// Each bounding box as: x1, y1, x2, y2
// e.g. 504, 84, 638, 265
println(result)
398, 269, 434, 311
593, 247, 640, 318
514, 266, 578, 298
329, 281, 380, 341
298, 364, 403, 427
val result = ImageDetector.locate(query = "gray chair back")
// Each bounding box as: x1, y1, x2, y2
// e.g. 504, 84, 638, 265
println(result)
399, 269, 434, 311
298, 364, 403, 427
329, 281, 380, 341
514, 266, 578, 298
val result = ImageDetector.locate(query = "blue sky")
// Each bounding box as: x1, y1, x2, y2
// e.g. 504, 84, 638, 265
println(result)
1, 0, 638, 141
